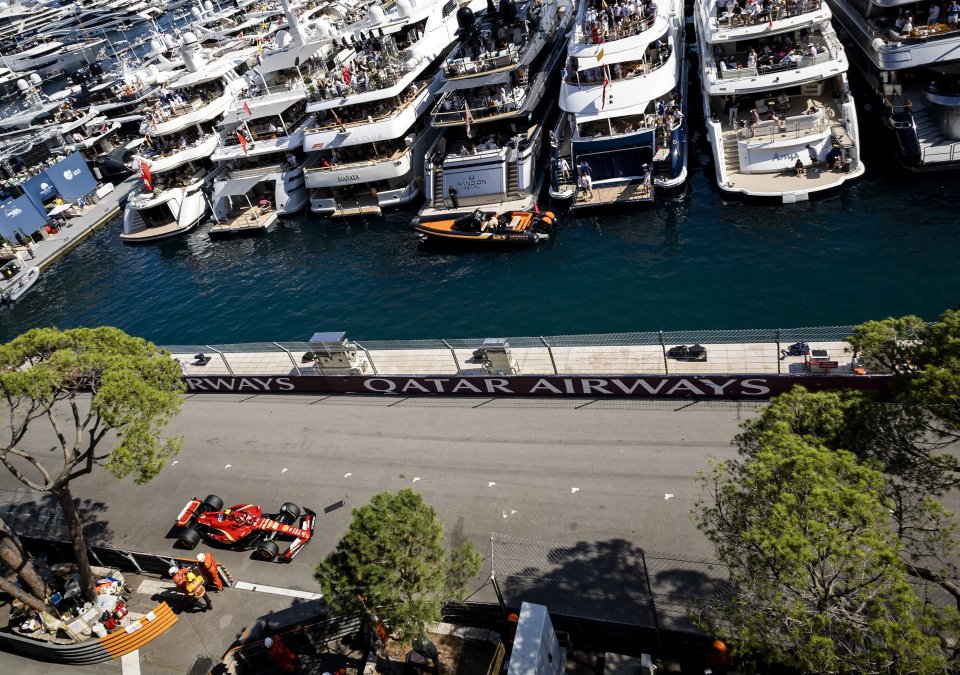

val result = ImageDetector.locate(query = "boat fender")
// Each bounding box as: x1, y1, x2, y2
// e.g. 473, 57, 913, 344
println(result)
545, 211, 555, 220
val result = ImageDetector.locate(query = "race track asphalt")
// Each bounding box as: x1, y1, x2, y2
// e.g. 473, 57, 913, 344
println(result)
0, 394, 754, 672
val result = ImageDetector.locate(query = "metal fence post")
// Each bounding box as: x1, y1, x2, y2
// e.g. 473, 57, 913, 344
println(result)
441, 340, 461, 375
658, 331, 669, 375
354, 342, 379, 375
639, 550, 663, 656
540, 337, 559, 375
207, 346, 234, 376
275, 342, 303, 376
776, 329, 782, 374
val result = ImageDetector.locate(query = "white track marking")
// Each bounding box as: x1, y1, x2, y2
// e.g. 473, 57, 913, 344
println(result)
412, 476, 420, 482
281, 468, 288, 474
171, 461, 178, 466
488, 482, 496, 487
233, 582, 322, 600
120, 650, 141, 675
511, 510, 517, 515
224, 464, 232, 469
502, 511, 508, 519
664, 493, 674, 500
344, 472, 352, 478
571, 487, 580, 493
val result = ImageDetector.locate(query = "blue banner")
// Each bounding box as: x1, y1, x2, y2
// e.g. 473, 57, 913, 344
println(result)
47, 152, 97, 202
20, 171, 57, 212
0, 195, 48, 240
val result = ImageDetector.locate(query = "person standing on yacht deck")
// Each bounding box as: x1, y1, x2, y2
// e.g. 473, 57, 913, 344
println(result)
746, 48, 757, 69
928, 3, 940, 24
947, 1, 958, 27
727, 95, 739, 126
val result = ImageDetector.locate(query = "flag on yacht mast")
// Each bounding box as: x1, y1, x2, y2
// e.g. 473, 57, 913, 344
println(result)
140, 161, 152, 191
465, 101, 474, 138
331, 108, 347, 132
237, 132, 248, 154
601, 75, 609, 110
243, 100, 253, 116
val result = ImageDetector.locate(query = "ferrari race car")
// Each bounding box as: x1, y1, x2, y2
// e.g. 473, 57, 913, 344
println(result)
175, 495, 315, 562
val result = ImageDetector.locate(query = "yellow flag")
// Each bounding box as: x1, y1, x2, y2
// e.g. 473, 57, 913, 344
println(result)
597, 48, 604, 63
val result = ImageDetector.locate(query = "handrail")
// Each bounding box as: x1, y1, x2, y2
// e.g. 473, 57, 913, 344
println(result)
565, 47, 673, 86
304, 82, 428, 132
303, 147, 410, 173
432, 91, 527, 124
737, 113, 829, 142
711, 0, 823, 31
574, 14, 656, 45
445, 44, 520, 77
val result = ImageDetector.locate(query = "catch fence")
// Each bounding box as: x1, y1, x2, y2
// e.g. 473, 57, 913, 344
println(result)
162, 324, 865, 380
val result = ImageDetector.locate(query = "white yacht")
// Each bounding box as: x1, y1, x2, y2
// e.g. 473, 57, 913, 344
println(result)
695, 0, 864, 202
557, 0, 689, 207
207, 1, 319, 234
121, 32, 255, 242
828, 0, 960, 170
301, 0, 488, 217
1, 38, 105, 77
418, 0, 573, 221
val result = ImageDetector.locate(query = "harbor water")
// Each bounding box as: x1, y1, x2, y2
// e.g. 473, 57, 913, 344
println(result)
1, 128, 957, 345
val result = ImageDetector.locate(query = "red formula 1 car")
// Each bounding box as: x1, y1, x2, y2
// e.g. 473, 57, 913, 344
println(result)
175, 495, 315, 562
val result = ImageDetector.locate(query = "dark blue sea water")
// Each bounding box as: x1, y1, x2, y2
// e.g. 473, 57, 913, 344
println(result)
3, 129, 958, 346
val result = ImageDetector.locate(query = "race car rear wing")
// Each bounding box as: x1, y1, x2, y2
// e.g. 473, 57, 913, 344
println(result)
280, 508, 316, 562
176, 498, 203, 527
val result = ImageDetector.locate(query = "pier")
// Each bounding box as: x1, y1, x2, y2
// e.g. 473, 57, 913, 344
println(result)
209, 204, 278, 236
10, 175, 140, 273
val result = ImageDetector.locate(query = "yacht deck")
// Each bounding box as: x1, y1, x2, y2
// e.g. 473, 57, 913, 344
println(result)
572, 182, 653, 209
209, 205, 278, 235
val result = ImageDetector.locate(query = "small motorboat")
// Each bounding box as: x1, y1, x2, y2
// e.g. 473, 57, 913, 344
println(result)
0, 266, 40, 306
416, 209, 556, 244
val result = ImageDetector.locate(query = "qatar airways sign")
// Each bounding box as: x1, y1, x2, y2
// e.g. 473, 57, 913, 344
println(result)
182, 375, 890, 398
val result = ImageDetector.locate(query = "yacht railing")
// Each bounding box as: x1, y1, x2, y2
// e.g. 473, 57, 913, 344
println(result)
736, 111, 828, 141
574, 13, 656, 45
307, 61, 412, 103
715, 49, 834, 80
305, 82, 428, 132
445, 44, 521, 77
565, 45, 672, 86
304, 146, 409, 173
228, 163, 284, 178
432, 89, 528, 124
712, 0, 822, 30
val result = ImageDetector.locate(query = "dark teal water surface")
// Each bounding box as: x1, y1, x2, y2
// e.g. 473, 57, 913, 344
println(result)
2, 136, 958, 345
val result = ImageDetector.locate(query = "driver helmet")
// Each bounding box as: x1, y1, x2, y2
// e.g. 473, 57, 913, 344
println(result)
197, 553, 206, 563
264, 637, 274, 648
168, 566, 178, 577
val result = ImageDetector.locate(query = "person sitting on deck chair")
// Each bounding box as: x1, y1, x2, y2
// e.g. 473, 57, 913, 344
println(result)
482, 214, 499, 232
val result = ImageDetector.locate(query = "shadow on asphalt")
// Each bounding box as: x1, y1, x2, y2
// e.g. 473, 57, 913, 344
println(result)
0, 491, 113, 545
493, 536, 732, 633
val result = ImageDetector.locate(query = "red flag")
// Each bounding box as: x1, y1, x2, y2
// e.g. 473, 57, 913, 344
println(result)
533, 202, 540, 215
237, 132, 248, 154
601, 75, 609, 110
243, 100, 252, 116
768, 14, 773, 28
331, 108, 346, 132
140, 161, 152, 191
342, 66, 351, 85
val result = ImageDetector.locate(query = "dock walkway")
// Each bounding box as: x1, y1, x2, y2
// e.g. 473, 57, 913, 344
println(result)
10, 175, 140, 273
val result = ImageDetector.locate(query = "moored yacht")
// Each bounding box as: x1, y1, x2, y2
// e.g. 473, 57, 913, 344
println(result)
121, 33, 255, 242
829, 0, 960, 170
695, 0, 864, 202
302, 0, 487, 217
557, 0, 689, 208
418, 0, 572, 222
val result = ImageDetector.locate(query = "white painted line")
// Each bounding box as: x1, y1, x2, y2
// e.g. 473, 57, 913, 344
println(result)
664, 493, 674, 500
502, 511, 508, 519
171, 461, 178, 466
224, 464, 232, 469
570, 487, 580, 493
412, 476, 420, 482
121, 650, 141, 675
510, 510, 517, 515
233, 581, 322, 600
488, 482, 496, 487
343, 472, 352, 478
281, 467, 288, 474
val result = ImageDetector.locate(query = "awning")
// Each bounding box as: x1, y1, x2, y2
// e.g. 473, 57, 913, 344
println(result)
211, 174, 271, 201
576, 99, 653, 125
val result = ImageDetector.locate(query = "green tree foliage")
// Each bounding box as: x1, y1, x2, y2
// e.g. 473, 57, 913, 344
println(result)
0, 327, 185, 601
697, 432, 954, 673
315, 488, 482, 642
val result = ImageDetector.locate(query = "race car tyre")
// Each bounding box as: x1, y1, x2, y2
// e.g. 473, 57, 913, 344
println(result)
279, 502, 301, 522
257, 540, 280, 561
200, 494, 223, 512
178, 527, 201, 550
